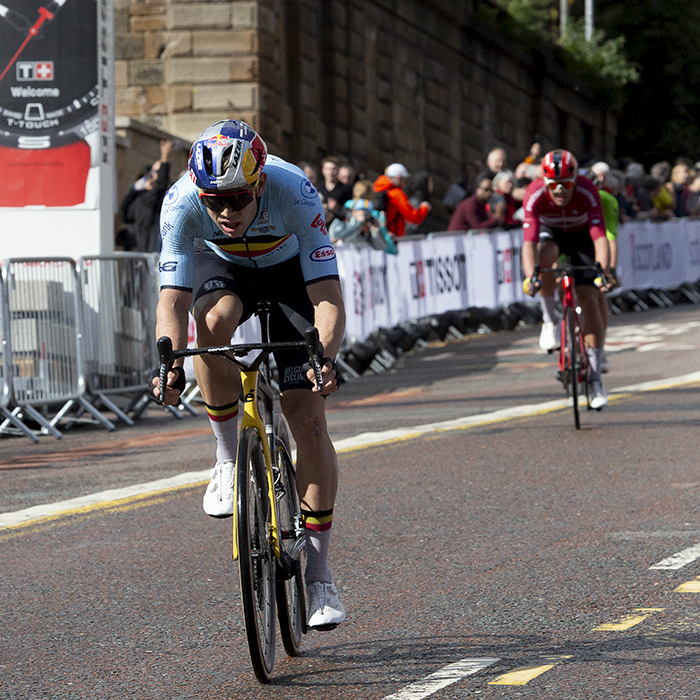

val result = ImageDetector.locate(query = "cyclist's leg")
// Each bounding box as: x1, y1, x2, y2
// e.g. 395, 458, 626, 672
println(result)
191, 244, 253, 515
537, 235, 561, 350
597, 286, 610, 372
280, 390, 338, 575
268, 256, 345, 628
280, 389, 344, 628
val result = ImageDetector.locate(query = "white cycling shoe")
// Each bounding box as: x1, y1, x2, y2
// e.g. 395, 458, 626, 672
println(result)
539, 321, 560, 352
307, 582, 345, 630
590, 381, 608, 410
202, 461, 235, 518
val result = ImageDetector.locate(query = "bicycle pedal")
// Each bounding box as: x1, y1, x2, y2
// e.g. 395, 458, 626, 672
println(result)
276, 551, 296, 581
309, 623, 338, 632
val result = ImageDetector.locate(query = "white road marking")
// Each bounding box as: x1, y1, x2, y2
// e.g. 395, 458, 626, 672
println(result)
649, 544, 700, 570
2, 370, 700, 532
383, 658, 499, 700
0, 471, 212, 530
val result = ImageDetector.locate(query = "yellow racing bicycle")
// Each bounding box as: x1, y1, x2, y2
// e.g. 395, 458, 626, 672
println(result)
156, 301, 325, 683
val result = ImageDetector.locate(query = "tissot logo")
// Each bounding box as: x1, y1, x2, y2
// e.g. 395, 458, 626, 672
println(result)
16, 61, 54, 81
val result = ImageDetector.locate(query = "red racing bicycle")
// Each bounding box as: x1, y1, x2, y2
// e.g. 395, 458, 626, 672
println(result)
529, 263, 604, 429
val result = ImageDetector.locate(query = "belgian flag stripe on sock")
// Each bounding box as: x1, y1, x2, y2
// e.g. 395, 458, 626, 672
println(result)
301, 508, 333, 532
205, 402, 239, 422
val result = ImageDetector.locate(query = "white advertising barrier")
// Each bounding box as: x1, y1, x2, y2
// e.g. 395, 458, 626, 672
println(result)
336, 220, 700, 343
492, 230, 526, 306
337, 232, 508, 341
617, 219, 700, 291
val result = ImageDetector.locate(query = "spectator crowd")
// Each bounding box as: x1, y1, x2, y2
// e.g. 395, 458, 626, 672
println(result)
116, 135, 700, 255
298, 144, 700, 256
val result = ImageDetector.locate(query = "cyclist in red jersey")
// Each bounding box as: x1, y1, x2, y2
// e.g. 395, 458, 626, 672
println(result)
521, 149, 611, 409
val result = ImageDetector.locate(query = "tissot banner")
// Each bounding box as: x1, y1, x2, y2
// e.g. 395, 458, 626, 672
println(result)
0, 0, 100, 207
337, 221, 700, 343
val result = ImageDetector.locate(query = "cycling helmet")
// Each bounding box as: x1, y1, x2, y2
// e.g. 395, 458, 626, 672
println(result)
188, 120, 267, 192
541, 149, 578, 181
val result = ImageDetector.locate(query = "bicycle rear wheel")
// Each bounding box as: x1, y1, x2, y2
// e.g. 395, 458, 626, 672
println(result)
565, 309, 581, 429
273, 414, 306, 657
236, 426, 276, 683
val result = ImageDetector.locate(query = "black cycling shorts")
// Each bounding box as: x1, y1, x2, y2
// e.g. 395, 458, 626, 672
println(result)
538, 226, 598, 287
191, 241, 319, 392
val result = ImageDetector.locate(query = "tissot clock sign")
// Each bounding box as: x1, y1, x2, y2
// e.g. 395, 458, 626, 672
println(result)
0, 0, 98, 206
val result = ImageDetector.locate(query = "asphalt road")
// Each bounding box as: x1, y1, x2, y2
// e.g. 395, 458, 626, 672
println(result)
2, 306, 700, 699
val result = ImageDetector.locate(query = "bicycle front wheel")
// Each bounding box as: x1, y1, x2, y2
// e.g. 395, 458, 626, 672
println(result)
273, 414, 306, 657
565, 309, 581, 429
236, 426, 276, 683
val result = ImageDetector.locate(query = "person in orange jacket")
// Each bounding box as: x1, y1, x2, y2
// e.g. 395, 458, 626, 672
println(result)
373, 163, 431, 238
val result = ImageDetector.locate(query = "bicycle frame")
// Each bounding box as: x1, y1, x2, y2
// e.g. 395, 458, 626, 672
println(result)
557, 271, 587, 384
232, 360, 280, 561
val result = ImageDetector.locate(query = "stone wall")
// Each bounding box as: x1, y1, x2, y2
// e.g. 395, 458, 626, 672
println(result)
115, 0, 617, 222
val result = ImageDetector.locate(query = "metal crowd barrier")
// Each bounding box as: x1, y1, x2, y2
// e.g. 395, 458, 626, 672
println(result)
77, 253, 160, 426
0, 268, 41, 441
0, 254, 178, 441
0, 258, 101, 438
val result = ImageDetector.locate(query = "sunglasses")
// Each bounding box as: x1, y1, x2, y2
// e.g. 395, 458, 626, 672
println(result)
199, 189, 256, 213
545, 179, 575, 192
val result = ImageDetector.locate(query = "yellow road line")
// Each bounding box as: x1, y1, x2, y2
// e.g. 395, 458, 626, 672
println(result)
592, 608, 665, 631
488, 655, 572, 686
674, 577, 700, 593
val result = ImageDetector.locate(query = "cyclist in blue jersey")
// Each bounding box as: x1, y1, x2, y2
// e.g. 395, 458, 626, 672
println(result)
152, 120, 346, 630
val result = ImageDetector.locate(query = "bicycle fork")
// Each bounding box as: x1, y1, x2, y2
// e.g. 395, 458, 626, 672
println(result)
232, 370, 282, 562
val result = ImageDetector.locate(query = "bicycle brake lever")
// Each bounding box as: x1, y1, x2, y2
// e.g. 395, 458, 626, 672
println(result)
156, 336, 174, 403
304, 327, 324, 391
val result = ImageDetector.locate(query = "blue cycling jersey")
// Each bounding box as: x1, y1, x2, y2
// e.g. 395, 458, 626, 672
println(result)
158, 155, 339, 290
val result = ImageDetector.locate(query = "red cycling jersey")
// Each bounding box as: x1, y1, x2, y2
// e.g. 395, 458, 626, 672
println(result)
522, 175, 606, 244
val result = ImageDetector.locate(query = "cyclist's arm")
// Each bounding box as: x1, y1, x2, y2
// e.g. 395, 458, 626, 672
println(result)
306, 279, 345, 361
608, 238, 619, 269
522, 239, 538, 279
593, 235, 610, 274
154, 287, 192, 404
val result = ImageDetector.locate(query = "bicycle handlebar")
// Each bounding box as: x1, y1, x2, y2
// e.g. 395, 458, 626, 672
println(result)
304, 327, 324, 390
533, 262, 603, 276
154, 329, 326, 400
157, 335, 175, 404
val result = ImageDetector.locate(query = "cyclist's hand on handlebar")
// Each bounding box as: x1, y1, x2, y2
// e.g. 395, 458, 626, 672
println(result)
149, 366, 186, 405
522, 275, 541, 297
304, 358, 343, 395
594, 273, 612, 293
607, 267, 621, 290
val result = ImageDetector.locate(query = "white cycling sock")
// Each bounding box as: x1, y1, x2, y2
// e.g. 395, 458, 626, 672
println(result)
586, 346, 602, 382
539, 295, 558, 324
205, 402, 239, 463
302, 509, 333, 584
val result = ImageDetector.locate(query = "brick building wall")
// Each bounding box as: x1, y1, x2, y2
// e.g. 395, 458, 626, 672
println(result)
115, 0, 617, 220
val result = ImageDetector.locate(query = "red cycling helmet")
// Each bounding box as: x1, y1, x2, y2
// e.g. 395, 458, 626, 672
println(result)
541, 149, 578, 182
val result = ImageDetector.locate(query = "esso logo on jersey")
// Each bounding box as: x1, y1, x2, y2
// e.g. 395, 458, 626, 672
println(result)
310, 245, 336, 262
